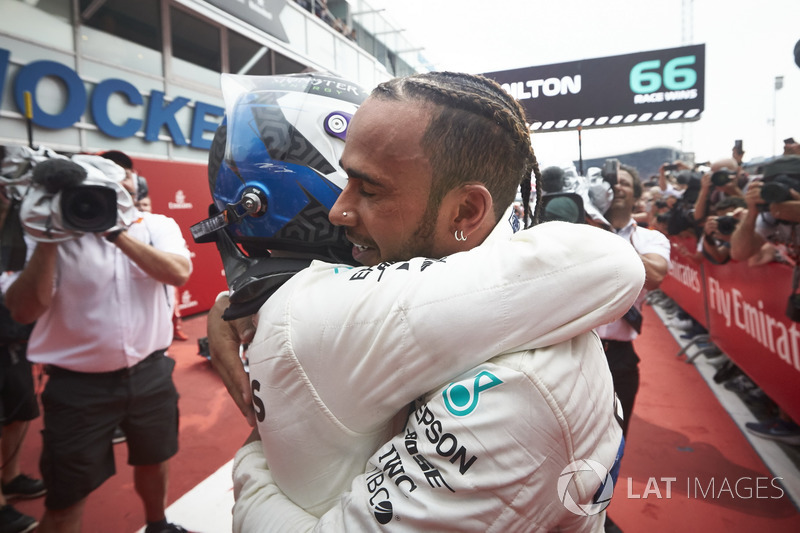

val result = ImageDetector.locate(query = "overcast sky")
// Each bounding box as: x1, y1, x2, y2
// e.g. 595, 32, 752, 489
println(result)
370, 0, 800, 169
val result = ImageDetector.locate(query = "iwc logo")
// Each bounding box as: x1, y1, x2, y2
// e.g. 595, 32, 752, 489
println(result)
558, 460, 614, 516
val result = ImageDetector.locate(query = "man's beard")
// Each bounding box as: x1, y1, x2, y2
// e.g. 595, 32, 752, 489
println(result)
389, 199, 439, 262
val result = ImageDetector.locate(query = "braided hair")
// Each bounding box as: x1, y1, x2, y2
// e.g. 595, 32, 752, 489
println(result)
372, 72, 542, 228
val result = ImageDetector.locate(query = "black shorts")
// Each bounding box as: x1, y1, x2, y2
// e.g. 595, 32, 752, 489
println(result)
40, 351, 180, 510
0, 344, 40, 436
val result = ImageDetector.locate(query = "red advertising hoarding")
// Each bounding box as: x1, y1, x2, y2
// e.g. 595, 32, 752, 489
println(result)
704, 259, 800, 423
661, 235, 800, 423
660, 234, 708, 328
133, 158, 226, 317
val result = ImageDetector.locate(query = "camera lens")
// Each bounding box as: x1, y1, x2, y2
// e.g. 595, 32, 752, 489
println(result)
760, 181, 792, 204
710, 170, 732, 187
716, 215, 738, 235
60, 185, 118, 232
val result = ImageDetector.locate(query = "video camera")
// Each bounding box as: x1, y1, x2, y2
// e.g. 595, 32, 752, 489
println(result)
600, 158, 620, 186
539, 192, 586, 224
534, 163, 615, 226
0, 146, 136, 242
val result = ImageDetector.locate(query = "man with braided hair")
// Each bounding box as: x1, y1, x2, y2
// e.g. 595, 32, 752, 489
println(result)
213, 71, 644, 531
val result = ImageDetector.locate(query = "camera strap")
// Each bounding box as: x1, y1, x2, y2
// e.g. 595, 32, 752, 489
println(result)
622, 305, 643, 334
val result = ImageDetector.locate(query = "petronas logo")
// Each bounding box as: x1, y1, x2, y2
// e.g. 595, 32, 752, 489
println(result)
442, 371, 503, 416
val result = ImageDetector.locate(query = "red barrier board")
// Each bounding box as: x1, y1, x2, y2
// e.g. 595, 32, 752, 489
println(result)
660, 235, 708, 328
703, 259, 800, 422
660, 234, 800, 421
133, 157, 227, 317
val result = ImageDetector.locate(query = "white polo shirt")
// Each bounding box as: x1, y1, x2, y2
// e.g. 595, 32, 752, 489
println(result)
26, 212, 191, 372
596, 218, 671, 342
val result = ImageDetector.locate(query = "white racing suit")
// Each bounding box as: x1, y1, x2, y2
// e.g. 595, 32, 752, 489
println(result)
235, 215, 645, 531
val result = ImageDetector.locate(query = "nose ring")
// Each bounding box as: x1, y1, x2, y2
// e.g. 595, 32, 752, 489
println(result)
342, 212, 348, 217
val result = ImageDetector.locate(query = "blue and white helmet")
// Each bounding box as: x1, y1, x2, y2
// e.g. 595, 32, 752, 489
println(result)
192, 72, 367, 318
202, 72, 366, 263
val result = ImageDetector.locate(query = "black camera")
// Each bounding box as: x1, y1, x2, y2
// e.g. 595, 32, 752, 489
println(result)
666, 206, 698, 236
32, 158, 121, 234
663, 163, 680, 171
760, 174, 800, 206
710, 169, 733, 187
601, 159, 620, 186
786, 294, 800, 322
60, 185, 119, 232
539, 193, 586, 224
715, 215, 739, 235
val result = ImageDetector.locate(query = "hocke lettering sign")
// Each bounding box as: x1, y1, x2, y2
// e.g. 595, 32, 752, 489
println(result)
0, 48, 224, 149
483, 44, 705, 132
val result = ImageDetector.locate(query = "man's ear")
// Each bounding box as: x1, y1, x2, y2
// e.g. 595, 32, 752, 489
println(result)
452, 184, 494, 236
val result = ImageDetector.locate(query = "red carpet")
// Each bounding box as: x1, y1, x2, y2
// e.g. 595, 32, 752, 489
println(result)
8, 307, 800, 532
608, 304, 800, 532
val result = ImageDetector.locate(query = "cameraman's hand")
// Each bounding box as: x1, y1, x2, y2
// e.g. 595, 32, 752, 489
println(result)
784, 141, 800, 156
208, 294, 258, 427
704, 216, 719, 237
700, 172, 712, 191
721, 180, 744, 198
744, 180, 765, 210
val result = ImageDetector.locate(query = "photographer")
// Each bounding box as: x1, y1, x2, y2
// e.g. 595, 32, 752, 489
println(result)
692, 158, 745, 223
730, 155, 800, 262
699, 197, 747, 265
657, 160, 691, 199
4, 149, 192, 533
596, 163, 671, 439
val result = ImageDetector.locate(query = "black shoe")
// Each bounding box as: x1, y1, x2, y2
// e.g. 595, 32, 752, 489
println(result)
0, 504, 38, 533
745, 418, 800, 445
1, 474, 46, 500
713, 361, 741, 384
112, 426, 127, 444
723, 375, 757, 394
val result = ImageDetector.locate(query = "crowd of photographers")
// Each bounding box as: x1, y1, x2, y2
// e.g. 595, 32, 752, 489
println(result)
543, 137, 800, 446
